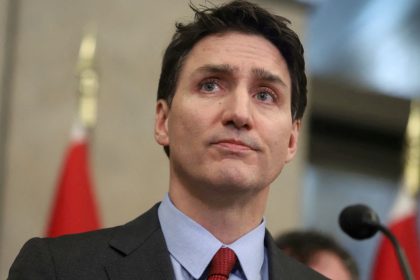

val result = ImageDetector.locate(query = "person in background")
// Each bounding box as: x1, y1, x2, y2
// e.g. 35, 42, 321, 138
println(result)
276, 230, 359, 280
9, 1, 328, 279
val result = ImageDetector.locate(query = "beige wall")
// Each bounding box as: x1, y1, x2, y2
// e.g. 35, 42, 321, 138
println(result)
0, 0, 308, 277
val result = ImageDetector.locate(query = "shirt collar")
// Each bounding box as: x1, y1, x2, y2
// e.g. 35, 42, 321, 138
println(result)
158, 193, 266, 280
229, 223, 266, 280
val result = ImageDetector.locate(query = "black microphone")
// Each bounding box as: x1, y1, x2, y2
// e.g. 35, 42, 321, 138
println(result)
339, 204, 414, 280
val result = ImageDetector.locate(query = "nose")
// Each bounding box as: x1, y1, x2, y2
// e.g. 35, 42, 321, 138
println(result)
221, 88, 254, 130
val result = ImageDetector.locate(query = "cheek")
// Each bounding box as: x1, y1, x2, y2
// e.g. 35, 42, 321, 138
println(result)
169, 104, 206, 144
263, 120, 292, 159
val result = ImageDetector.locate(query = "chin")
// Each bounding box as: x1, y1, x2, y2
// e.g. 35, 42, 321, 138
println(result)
211, 169, 264, 192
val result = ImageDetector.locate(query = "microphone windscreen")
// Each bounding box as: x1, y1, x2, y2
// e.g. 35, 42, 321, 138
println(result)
339, 204, 380, 240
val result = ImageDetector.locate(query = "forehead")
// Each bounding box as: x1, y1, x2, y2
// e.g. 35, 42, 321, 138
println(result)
180, 32, 291, 86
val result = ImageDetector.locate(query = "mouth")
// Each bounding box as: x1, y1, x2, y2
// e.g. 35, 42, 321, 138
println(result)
212, 139, 257, 152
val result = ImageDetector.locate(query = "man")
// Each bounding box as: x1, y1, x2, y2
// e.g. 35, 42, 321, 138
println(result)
9, 1, 327, 279
276, 230, 359, 280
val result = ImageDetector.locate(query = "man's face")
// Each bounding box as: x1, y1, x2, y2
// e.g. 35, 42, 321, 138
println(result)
309, 251, 352, 280
155, 32, 300, 196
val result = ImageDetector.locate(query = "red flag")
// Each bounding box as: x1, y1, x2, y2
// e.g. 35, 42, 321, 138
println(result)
46, 124, 100, 237
371, 189, 420, 279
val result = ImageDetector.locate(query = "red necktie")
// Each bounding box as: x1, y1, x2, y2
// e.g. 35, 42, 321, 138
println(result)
207, 247, 237, 280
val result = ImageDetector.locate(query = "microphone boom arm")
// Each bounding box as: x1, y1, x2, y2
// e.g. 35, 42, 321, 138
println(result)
374, 223, 414, 280
339, 204, 415, 280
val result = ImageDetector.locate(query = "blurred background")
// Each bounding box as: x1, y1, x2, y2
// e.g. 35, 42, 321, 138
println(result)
0, 0, 418, 279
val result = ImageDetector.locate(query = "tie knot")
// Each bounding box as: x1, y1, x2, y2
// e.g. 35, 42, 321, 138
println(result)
208, 247, 237, 279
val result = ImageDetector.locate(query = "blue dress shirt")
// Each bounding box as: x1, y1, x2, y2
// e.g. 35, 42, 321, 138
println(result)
158, 194, 269, 280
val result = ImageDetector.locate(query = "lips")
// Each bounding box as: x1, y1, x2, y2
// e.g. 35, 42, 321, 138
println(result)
212, 138, 257, 152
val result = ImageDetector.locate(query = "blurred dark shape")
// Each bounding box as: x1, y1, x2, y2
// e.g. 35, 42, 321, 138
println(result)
339, 204, 380, 240
276, 230, 359, 280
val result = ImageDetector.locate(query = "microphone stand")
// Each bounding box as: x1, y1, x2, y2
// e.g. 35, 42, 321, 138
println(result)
369, 221, 414, 280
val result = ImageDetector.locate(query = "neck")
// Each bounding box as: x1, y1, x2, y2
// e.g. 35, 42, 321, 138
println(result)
169, 181, 269, 244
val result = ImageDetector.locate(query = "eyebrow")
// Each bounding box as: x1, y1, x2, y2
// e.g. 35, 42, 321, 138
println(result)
194, 64, 238, 75
252, 67, 287, 87
193, 64, 287, 87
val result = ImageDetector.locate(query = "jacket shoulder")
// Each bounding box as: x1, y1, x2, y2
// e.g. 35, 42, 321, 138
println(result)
8, 203, 164, 280
8, 225, 124, 280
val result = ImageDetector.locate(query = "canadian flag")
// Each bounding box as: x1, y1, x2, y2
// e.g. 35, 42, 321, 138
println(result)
46, 122, 101, 237
371, 187, 420, 279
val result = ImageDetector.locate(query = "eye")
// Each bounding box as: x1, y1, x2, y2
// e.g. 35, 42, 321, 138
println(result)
255, 89, 276, 103
199, 79, 220, 93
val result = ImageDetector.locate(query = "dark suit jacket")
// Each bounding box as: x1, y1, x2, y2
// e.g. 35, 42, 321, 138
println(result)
9, 203, 327, 280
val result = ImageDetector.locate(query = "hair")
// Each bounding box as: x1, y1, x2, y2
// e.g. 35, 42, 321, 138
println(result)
275, 230, 359, 280
157, 0, 307, 156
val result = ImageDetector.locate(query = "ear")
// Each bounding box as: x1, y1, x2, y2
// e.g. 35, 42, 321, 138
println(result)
154, 100, 170, 146
285, 120, 301, 163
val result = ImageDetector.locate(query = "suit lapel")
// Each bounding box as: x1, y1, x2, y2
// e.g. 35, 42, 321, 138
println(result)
266, 230, 285, 280
105, 203, 175, 280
